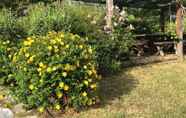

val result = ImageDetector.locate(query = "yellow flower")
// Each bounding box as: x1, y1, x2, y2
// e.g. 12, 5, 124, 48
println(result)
38, 107, 44, 113
64, 85, 69, 91
54, 46, 58, 49
64, 64, 71, 71
23, 39, 34, 46
92, 69, 97, 74
65, 44, 69, 49
51, 40, 57, 44
52, 66, 57, 71
47, 67, 52, 73
55, 37, 61, 42
55, 104, 61, 110
83, 80, 89, 86
87, 70, 93, 76
29, 84, 34, 90
0, 95, 4, 100
48, 46, 52, 51
25, 53, 30, 58
27, 56, 34, 64
37, 68, 42, 72
27, 37, 32, 40
59, 82, 64, 88
60, 33, 64, 38
23, 41, 29, 46
54, 48, 59, 53
62, 72, 67, 77
29, 55, 35, 61
39, 79, 43, 83
56, 92, 63, 98
60, 42, 64, 46
39, 62, 44, 67
88, 48, 93, 54
39, 62, 47, 69
79, 45, 83, 49
82, 92, 87, 97
90, 84, 97, 89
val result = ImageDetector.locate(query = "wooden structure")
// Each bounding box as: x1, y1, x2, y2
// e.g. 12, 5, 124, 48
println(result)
76, 0, 185, 60
176, 2, 185, 61
106, 0, 113, 29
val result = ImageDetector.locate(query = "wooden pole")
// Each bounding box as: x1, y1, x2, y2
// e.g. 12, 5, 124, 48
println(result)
106, 0, 113, 30
176, 3, 184, 61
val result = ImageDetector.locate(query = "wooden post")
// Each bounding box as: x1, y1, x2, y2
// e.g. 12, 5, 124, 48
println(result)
106, 0, 113, 30
176, 3, 184, 61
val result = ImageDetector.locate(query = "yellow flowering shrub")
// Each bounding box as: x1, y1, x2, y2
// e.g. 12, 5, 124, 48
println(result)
12, 31, 100, 111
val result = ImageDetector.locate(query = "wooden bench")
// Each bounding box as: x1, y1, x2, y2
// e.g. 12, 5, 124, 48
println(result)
154, 41, 176, 56
133, 40, 149, 56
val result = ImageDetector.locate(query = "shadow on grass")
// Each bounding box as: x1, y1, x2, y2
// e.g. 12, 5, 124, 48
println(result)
123, 55, 177, 68
98, 70, 138, 107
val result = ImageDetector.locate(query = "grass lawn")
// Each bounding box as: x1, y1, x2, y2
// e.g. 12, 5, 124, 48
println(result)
62, 61, 186, 118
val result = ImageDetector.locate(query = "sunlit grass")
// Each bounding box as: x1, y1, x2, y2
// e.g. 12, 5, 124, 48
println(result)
61, 61, 186, 118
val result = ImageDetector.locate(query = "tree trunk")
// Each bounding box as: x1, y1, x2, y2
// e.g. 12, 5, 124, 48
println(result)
176, 3, 184, 61
106, 0, 113, 30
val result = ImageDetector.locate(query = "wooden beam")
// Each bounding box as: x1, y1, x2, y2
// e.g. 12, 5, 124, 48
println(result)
106, 0, 113, 30
176, 3, 184, 61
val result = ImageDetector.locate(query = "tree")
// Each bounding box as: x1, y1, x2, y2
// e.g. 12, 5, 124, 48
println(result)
176, 0, 184, 60
106, 0, 113, 29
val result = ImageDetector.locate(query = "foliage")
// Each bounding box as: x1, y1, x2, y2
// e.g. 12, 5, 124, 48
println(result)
17, 3, 67, 36
14, 2, 104, 37
11, 32, 100, 111
126, 8, 160, 34
0, 39, 17, 85
93, 8, 134, 74
165, 22, 177, 40
0, 9, 20, 85
61, 3, 104, 38
0, 0, 55, 9
0, 9, 27, 41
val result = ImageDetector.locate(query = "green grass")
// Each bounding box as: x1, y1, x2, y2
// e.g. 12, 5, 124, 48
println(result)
2, 60, 186, 118
61, 61, 186, 118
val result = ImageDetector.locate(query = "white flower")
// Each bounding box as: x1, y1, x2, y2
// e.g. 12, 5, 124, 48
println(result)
119, 16, 124, 22
129, 24, 134, 30
114, 22, 118, 26
120, 10, 126, 16
115, 6, 119, 10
